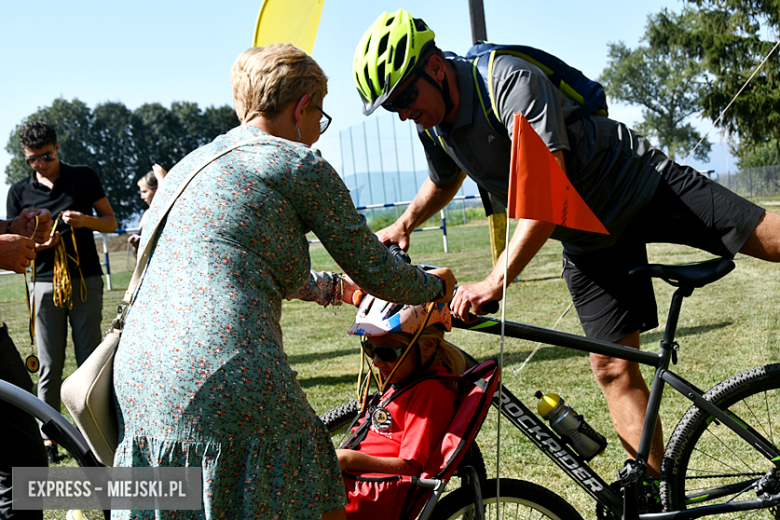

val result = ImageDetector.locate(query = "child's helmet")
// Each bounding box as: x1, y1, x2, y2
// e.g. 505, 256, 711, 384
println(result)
348, 295, 451, 337
352, 9, 436, 115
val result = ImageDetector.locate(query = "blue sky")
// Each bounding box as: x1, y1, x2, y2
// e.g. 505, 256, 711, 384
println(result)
0, 0, 732, 211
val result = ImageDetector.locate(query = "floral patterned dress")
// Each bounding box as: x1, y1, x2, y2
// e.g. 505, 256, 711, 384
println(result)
112, 125, 443, 519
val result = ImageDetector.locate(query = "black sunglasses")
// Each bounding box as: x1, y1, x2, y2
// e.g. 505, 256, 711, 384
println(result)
25, 152, 56, 165
315, 106, 332, 134
360, 339, 407, 363
381, 68, 429, 112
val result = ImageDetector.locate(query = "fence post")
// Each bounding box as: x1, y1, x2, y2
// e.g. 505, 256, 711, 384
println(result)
349, 127, 359, 207
362, 121, 374, 205
100, 233, 112, 291
440, 210, 448, 253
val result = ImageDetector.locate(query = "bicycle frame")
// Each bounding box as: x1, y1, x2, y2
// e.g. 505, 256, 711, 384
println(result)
454, 281, 780, 520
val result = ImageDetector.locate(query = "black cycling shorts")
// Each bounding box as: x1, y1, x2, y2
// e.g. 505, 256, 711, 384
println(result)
562, 161, 764, 343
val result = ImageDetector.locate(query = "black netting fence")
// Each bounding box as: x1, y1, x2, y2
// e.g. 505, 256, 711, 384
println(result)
337, 113, 484, 230
714, 165, 780, 199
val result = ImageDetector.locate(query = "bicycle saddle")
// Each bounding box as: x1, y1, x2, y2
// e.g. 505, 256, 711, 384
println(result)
629, 258, 735, 288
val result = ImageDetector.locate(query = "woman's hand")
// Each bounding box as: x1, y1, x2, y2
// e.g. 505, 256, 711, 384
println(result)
152, 164, 167, 183
430, 267, 456, 304
128, 234, 141, 252
341, 274, 365, 306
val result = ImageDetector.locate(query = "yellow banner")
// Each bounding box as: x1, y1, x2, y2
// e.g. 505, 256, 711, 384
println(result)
253, 0, 325, 54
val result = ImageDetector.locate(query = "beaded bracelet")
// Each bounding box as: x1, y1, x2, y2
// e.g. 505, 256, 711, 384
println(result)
330, 273, 344, 307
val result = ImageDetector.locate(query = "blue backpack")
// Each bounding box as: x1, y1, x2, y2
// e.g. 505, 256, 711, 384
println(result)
453, 42, 609, 141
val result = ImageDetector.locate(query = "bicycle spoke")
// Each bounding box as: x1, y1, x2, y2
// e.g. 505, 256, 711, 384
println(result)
662, 364, 780, 519
702, 425, 760, 474
763, 391, 775, 448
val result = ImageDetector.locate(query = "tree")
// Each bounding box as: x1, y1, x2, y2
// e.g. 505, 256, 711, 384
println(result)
5, 98, 239, 226
738, 138, 780, 169
647, 1, 780, 159
599, 9, 712, 162
91, 102, 141, 225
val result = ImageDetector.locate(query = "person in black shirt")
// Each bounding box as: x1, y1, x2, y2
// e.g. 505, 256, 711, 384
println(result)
6, 121, 117, 464
0, 208, 52, 520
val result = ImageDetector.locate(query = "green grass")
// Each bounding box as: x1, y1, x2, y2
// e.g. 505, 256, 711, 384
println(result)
5, 210, 780, 520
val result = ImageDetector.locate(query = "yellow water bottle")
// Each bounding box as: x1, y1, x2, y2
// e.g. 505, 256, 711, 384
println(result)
536, 390, 607, 461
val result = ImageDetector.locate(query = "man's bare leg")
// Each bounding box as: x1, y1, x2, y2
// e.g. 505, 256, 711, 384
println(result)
590, 330, 664, 477
739, 211, 780, 261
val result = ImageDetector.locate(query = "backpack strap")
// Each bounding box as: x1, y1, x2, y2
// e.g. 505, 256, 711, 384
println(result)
467, 42, 609, 128
472, 51, 510, 140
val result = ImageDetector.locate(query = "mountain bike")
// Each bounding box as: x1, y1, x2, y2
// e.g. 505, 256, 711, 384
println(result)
321, 257, 780, 519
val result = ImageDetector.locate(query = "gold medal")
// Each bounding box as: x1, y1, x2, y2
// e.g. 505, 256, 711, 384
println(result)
371, 407, 393, 431
26, 354, 40, 373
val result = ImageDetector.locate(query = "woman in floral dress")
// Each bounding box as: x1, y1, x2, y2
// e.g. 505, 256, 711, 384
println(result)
112, 44, 455, 520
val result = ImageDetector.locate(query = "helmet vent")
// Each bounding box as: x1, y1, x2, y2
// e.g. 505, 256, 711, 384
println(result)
377, 63, 386, 90
393, 35, 408, 71
377, 34, 389, 57
385, 16, 395, 26
363, 66, 372, 93
387, 305, 403, 317
363, 36, 372, 57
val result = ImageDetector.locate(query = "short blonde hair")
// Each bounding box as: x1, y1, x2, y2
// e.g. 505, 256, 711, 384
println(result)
230, 44, 329, 124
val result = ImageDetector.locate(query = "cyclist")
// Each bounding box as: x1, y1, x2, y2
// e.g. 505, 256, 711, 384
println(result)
353, 8, 780, 477
335, 296, 465, 519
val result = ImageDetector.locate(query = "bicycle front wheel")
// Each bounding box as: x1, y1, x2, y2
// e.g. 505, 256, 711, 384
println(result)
430, 478, 584, 520
320, 399, 361, 446
661, 363, 780, 518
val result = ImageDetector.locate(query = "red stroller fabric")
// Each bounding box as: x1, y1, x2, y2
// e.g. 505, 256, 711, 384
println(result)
343, 358, 501, 520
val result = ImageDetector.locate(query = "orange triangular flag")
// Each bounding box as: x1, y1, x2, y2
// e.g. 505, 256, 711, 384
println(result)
507, 113, 608, 234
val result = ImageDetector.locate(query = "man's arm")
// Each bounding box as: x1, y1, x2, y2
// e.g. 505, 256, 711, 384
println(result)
61, 197, 118, 233
449, 151, 566, 319
376, 172, 466, 249
0, 209, 48, 273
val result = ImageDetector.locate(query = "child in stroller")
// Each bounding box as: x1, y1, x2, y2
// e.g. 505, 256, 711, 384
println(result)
335, 294, 468, 518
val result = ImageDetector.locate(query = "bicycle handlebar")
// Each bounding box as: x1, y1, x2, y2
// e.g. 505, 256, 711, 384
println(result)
387, 244, 500, 316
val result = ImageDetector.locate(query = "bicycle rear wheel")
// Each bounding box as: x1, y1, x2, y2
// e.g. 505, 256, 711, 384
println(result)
661, 363, 780, 519
430, 478, 584, 520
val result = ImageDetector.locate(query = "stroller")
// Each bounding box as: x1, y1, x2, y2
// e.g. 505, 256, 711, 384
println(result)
324, 352, 580, 520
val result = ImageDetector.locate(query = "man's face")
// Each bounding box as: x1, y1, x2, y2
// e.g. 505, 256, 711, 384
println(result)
23, 143, 60, 179
385, 59, 447, 129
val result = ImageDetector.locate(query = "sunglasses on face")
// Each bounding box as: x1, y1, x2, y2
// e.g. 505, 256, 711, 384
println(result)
25, 152, 56, 165
381, 68, 427, 112
360, 339, 407, 363
314, 105, 332, 134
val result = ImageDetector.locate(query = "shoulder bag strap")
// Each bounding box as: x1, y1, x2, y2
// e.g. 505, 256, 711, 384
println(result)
112, 134, 266, 329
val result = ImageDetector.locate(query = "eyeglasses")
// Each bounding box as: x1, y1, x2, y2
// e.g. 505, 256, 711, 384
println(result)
315, 106, 332, 134
381, 68, 427, 112
360, 339, 407, 363
25, 152, 56, 165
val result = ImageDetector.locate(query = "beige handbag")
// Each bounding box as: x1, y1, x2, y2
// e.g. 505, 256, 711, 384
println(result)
61, 136, 265, 466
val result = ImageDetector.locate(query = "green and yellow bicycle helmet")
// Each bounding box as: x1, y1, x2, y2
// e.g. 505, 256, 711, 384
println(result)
353, 9, 436, 115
